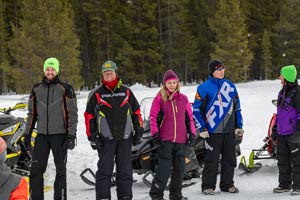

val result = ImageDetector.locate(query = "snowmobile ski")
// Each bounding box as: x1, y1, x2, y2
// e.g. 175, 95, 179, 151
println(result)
238, 153, 262, 174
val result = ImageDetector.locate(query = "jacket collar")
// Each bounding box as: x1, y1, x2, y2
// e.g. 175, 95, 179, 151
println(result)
208, 75, 224, 88
101, 77, 122, 92
42, 76, 59, 85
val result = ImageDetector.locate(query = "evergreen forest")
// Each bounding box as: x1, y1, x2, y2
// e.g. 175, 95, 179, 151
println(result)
0, 0, 298, 93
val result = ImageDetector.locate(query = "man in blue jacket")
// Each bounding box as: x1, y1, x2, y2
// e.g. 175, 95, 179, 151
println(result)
193, 60, 243, 195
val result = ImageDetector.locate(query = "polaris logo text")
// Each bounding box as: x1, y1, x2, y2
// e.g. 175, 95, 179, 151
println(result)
101, 93, 126, 98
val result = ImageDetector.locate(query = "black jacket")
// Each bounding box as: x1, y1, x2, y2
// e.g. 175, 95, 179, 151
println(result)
84, 79, 144, 140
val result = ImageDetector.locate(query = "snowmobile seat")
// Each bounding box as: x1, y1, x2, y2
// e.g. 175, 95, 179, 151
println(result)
0, 114, 18, 130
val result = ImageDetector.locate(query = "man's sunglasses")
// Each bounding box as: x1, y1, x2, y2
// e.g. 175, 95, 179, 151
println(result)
216, 65, 225, 71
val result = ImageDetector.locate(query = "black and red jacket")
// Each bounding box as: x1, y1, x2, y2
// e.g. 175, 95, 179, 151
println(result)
84, 79, 143, 140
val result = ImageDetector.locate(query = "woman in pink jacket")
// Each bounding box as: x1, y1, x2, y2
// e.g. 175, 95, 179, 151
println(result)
149, 70, 196, 200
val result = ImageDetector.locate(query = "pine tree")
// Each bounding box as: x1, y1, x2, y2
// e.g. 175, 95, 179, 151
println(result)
81, 0, 127, 88
183, 0, 215, 82
273, 0, 300, 68
208, 0, 253, 82
0, 0, 8, 93
71, 0, 91, 88
117, 0, 160, 86
241, 0, 279, 80
157, 0, 194, 83
0, 0, 22, 93
8, 0, 82, 93
262, 29, 272, 79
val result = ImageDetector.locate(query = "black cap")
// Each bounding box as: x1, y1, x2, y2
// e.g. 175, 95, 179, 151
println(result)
208, 60, 224, 74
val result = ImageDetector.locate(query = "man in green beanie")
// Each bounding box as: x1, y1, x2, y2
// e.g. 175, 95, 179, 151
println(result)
24, 57, 78, 200
273, 64, 300, 195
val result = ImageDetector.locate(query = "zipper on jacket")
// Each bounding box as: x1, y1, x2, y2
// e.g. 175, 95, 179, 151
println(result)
47, 84, 50, 134
107, 85, 117, 139
171, 100, 177, 142
218, 91, 225, 130
112, 90, 117, 139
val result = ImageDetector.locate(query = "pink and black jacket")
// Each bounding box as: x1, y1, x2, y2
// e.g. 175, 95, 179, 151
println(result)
150, 91, 196, 144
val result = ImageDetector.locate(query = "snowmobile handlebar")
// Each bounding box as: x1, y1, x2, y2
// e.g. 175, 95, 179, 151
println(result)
0, 103, 28, 115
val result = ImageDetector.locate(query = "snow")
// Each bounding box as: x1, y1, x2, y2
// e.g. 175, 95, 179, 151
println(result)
1, 80, 299, 200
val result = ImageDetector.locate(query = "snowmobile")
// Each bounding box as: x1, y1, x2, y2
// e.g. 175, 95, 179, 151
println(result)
0, 103, 36, 177
80, 97, 243, 187
238, 100, 277, 173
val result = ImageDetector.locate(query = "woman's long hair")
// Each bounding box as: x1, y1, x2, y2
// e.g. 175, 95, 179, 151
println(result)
159, 82, 181, 102
278, 80, 298, 108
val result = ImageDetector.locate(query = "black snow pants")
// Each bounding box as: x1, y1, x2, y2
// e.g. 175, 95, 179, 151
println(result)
30, 134, 67, 200
149, 141, 186, 199
276, 134, 300, 190
95, 139, 133, 200
201, 132, 237, 191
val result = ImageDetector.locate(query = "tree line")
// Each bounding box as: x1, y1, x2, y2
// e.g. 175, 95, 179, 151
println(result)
0, 0, 298, 93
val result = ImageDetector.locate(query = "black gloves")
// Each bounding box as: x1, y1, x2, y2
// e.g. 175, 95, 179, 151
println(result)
152, 132, 160, 146
64, 135, 76, 150
88, 134, 103, 150
132, 127, 144, 146
152, 132, 159, 140
187, 134, 197, 147
23, 135, 32, 151
271, 125, 277, 143
132, 133, 142, 146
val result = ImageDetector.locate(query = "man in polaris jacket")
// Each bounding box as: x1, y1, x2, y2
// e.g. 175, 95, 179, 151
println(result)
193, 60, 243, 195
24, 57, 78, 200
84, 60, 144, 200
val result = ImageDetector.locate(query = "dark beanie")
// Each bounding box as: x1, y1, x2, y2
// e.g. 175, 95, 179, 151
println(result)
163, 69, 179, 83
208, 60, 224, 74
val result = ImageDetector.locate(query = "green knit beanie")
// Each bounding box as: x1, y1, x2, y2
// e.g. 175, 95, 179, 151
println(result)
44, 57, 59, 74
280, 65, 297, 83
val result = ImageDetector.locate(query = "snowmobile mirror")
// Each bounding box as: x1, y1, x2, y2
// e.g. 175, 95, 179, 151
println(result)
80, 168, 96, 186
272, 99, 277, 107
14, 103, 27, 110
140, 97, 154, 122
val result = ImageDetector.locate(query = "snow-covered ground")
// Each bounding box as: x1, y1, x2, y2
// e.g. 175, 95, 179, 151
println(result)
1, 80, 299, 200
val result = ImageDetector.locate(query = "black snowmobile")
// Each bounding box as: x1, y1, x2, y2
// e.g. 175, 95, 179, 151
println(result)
80, 97, 243, 187
0, 103, 35, 176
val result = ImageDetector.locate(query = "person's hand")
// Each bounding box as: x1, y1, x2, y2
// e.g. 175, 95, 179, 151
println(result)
132, 133, 142, 146
88, 134, 103, 150
152, 132, 159, 139
187, 134, 197, 147
152, 132, 160, 146
199, 130, 209, 139
235, 128, 244, 137
64, 135, 76, 150
132, 127, 144, 146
